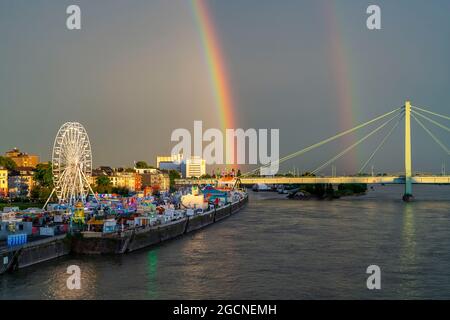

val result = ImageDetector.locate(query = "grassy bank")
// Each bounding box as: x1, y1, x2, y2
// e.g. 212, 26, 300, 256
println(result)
0, 202, 45, 211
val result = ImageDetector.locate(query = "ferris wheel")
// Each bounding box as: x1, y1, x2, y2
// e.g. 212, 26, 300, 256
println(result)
49, 122, 95, 206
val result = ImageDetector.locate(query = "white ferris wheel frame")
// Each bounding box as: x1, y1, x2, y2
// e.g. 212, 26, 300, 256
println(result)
45, 122, 97, 207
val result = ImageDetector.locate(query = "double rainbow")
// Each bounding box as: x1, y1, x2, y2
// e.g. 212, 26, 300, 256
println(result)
190, 1, 359, 171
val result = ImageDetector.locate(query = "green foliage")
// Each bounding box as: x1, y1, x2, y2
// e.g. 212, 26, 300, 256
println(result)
30, 185, 53, 201
33, 162, 53, 188
112, 186, 130, 196
29, 162, 54, 202
298, 183, 367, 199
299, 184, 335, 198
168, 170, 181, 192
326, 183, 335, 196
285, 173, 294, 177
200, 174, 212, 179
0, 156, 17, 171
30, 187, 40, 200
94, 176, 112, 193
337, 183, 368, 194
93, 176, 129, 195
274, 171, 316, 177
96, 175, 111, 187
0, 201, 46, 210
135, 161, 153, 169
300, 184, 321, 196
168, 170, 181, 182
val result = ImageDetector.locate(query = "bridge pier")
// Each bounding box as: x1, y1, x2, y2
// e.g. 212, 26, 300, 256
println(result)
403, 101, 414, 202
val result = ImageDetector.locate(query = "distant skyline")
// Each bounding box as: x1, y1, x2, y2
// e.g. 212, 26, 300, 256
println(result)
1, 0, 450, 174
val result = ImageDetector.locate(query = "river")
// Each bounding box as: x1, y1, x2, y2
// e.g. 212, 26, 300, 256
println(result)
2, 184, 450, 299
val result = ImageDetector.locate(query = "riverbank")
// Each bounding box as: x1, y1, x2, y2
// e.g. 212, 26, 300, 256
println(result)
1, 194, 248, 274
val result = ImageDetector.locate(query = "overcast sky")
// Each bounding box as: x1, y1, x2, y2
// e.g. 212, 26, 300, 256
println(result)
1, 0, 449, 174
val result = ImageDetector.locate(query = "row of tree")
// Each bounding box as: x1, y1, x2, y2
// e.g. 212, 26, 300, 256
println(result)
27, 161, 183, 200
29, 162, 134, 200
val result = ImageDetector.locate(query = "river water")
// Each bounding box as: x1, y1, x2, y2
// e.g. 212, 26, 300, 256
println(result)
2, 185, 450, 300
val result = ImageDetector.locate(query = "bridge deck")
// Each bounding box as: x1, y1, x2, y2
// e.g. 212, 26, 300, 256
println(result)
175, 176, 450, 185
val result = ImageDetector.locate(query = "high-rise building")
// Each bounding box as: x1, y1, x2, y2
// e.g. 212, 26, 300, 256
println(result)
183, 156, 206, 178
0, 167, 8, 198
5, 148, 40, 168
157, 154, 206, 178
156, 154, 183, 172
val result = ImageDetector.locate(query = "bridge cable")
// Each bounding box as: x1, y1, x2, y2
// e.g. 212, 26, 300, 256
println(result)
358, 112, 404, 174
411, 106, 450, 122
411, 109, 450, 134
242, 107, 403, 176
411, 113, 450, 155
311, 111, 404, 175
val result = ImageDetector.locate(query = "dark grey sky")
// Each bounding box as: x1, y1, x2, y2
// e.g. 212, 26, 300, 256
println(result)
1, 0, 449, 174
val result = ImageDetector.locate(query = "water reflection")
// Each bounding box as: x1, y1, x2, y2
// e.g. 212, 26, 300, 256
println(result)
401, 204, 416, 264
177, 227, 240, 299
3, 186, 450, 299
178, 232, 210, 297
399, 203, 419, 297
147, 249, 158, 299
45, 260, 98, 299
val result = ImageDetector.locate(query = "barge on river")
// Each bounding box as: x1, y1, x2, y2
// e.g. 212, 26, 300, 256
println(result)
1, 192, 248, 274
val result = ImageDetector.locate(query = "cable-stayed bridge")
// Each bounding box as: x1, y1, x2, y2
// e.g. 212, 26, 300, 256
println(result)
175, 101, 450, 200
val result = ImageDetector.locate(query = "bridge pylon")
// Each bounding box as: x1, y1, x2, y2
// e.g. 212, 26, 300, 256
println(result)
403, 100, 414, 201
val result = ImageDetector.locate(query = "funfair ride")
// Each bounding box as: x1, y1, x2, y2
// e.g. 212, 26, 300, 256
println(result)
44, 122, 97, 208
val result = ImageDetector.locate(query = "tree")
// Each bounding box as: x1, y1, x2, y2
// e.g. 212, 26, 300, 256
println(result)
338, 183, 367, 194
168, 170, 181, 192
28, 162, 54, 202
112, 186, 130, 196
95, 176, 112, 194
30, 186, 41, 200
135, 161, 153, 169
30, 185, 53, 202
96, 176, 111, 187
0, 156, 17, 171
284, 173, 294, 177
33, 162, 53, 188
